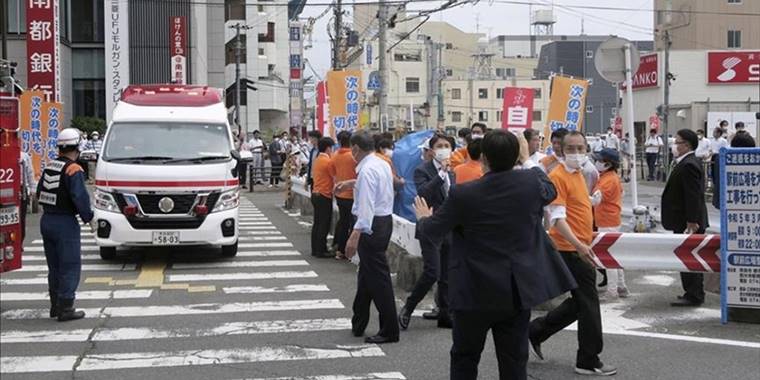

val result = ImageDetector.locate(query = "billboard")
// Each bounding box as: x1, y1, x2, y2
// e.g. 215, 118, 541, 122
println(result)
501, 87, 534, 132
26, 0, 60, 102
105, 0, 130, 122
544, 75, 590, 139
19, 91, 62, 181
707, 51, 760, 84
170, 16, 187, 84
632, 53, 659, 90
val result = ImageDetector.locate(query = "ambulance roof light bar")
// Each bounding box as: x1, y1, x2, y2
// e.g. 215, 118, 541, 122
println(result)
120, 84, 222, 107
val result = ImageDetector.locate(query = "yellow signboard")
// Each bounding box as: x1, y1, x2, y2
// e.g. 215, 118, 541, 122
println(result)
327, 70, 363, 138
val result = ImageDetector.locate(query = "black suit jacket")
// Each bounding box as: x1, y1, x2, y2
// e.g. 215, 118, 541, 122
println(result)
417, 167, 577, 312
661, 153, 709, 233
414, 160, 455, 209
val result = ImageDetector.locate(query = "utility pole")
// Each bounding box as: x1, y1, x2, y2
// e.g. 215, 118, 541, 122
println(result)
333, 0, 343, 70
663, 30, 672, 177
231, 23, 252, 141
437, 43, 444, 127
378, 0, 388, 132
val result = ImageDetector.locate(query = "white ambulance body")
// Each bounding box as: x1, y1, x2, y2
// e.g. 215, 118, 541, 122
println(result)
93, 85, 243, 259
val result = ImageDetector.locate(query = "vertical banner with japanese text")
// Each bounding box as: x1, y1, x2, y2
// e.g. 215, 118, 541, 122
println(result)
170, 16, 187, 84
327, 70, 363, 139
26, 0, 60, 102
289, 21, 304, 134
316, 81, 327, 135
105, 0, 130, 122
501, 87, 534, 132
18, 91, 62, 181
544, 76, 589, 147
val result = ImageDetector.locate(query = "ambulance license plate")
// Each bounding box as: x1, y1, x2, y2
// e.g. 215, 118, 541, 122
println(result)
0, 206, 20, 227
152, 231, 180, 245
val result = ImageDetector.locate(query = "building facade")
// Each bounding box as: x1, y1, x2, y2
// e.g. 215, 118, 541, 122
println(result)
2, 0, 293, 135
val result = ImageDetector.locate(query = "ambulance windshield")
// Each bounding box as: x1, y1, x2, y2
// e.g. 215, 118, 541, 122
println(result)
102, 122, 231, 164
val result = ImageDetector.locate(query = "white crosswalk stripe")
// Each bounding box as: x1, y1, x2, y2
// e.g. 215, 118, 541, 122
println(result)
1, 200, 404, 378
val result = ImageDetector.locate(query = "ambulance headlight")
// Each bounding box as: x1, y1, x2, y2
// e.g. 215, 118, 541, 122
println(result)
94, 188, 120, 213
212, 188, 240, 213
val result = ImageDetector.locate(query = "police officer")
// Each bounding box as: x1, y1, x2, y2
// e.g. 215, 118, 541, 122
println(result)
37, 128, 95, 322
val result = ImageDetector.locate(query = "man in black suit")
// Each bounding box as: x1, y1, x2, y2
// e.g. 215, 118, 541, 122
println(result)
414, 130, 575, 380
399, 134, 456, 330
662, 129, 709, 307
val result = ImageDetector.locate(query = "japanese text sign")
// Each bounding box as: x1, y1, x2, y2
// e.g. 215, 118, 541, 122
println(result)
546, 76, 589, 133
501, 87, 534, 132
26, 0, 60, 102
327, 70, 363, 138
170, 16, 187, 84
18, 90, 62, 181
720, 148, 760, 323
105, 0, 130, 122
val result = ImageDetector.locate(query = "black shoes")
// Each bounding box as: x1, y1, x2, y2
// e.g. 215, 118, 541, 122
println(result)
49, 292, 58, 318
529, 335, 545, 361
365, 335, 399, 344
575, 362, 618, 376
422, 307, 439, 320
56, 299, 85, 322
398, 306, 411, 330
670, 297, 704, 307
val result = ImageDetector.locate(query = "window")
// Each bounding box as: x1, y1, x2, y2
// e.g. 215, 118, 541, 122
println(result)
445, 43, 453, 49
532, 110, 542, 121
728, 0, 741, 4
478, 88, 488, 99
406, 77, 420, 93
478, 111, 488, 122
258, 47, 265, 56
496, 88, 504, 99
495, 68, 516, 78
728, 30, 742, 48
6, 0, 25, 34
72, 48, 106, 119
586, 50, 594, 59
445, 69, 453, 77
586, 105, 594, 113
452, 111, 462, 122
451, 88, 461, 99
259, 22, 275, 43
258, 5, 265, 12
534, 88, 542, 99
496, 111, 502, 122
394, 52, 422, 62
611, 107, 617, 115
226, 0, 246, 20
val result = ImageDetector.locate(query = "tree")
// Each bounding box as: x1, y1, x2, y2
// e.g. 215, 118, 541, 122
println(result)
70, 116, 107, 136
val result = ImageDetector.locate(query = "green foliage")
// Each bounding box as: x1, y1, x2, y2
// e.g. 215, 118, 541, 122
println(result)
70, 116, 106, 135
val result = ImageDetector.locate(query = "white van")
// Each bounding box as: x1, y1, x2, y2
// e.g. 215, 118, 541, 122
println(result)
93, 85, 246, 259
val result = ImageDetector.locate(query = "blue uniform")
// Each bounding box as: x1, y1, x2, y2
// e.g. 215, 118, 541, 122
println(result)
37, 157, 94, 302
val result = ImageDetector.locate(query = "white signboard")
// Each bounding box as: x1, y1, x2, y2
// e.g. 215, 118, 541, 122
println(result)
105, 0, 130, 123
720, 148, 760, 324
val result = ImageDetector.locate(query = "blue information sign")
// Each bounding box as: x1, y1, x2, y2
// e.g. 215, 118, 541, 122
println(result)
719, 147, 760, 324
367, 71, 381, 90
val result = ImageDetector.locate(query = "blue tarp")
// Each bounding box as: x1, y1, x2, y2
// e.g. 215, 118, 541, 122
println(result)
392, 130, 435, 222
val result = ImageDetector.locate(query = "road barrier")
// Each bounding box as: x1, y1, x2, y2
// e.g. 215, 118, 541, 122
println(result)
289, 176, 720, 272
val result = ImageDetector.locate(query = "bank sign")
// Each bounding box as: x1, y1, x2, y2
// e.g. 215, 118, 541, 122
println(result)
708, 51, 760, 84
632, 54, 658, 90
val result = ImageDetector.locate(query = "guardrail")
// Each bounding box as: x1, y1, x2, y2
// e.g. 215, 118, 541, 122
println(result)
288, 176, 720, 271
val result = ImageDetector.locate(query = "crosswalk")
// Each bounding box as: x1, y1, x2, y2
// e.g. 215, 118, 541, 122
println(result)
0, 198, 407, 379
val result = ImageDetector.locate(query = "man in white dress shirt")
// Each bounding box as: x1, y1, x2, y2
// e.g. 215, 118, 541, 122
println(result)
344, 131, 399, 345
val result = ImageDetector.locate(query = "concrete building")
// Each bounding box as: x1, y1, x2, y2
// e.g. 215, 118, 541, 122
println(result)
654, 0, 760, 51
441, 79, 549, 133
536, 39, 654, 134
1, 0, 293, 134
490, 34, 611, 59
621, 49, 759, 143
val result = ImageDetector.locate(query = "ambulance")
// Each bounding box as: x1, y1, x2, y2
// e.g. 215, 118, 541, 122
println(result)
93, 85, 246, 259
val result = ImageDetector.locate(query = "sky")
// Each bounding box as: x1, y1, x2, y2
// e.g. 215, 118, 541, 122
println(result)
300, 0, 655, 79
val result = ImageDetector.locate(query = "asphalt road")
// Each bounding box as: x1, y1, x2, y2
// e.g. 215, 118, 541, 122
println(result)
1, 191, 758, 379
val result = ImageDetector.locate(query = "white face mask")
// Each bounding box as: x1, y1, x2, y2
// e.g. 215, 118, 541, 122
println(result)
471, 134, 484, 140
671, 144, 680, 158
434, 148, 452, 162
594, 161, 609, 172
384, 149, 393, 158
565, 153, 587, 169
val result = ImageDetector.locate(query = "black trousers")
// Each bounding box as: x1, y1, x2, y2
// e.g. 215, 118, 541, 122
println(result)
270, 164, 282, 185
333, 197, 354, 254
678, 228, 706, 303
310, 194, 333, 257
451, 309, 530, 380
405, 232, 450, 314
530, 251, 603, 369
645, 153, 658, 180
352, 215, 399, 338
237, 161, 247, 186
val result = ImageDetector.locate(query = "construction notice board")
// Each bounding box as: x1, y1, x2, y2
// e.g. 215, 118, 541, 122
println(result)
720, 147, 760, 324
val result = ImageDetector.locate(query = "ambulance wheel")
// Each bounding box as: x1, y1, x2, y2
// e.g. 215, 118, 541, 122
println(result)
100, 247, 117, 260
221, 242, 238, 258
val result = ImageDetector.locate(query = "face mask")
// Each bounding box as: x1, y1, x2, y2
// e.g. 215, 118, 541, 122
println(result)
456, 138, 465, 146
594, 161, 609, 172
565, 153, 587, 169
671, 144, 679, 158
434, 148, 452, 162
384, 149, 393, 158
471, 134, 484, 140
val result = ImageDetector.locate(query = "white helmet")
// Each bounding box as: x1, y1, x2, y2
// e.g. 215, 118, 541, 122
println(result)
57, 128, 81, 148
